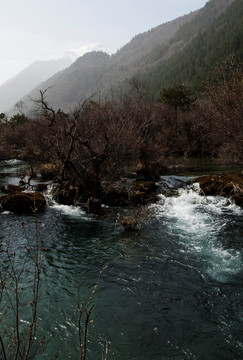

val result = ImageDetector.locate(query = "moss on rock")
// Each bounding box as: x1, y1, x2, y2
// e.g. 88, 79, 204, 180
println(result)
0, 192, 46, 214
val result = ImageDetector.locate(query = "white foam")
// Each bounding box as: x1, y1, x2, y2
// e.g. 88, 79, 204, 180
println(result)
0, 211, 11, 215
151, 183, 242, 220
3, 159, 23, 165
150, 184, 243, 282
208, 247, 242, 282
44, 186, 92, 219
50, 202, 86, 217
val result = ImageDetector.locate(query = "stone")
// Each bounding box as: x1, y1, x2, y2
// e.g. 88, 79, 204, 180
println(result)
194, 171, 242, 196
55, 183, 78, 205
7, 184, 23, 193
130, 181, 158, 204
0, 184, 23, 194
39, 163, 57, 180
35, 183, 48, 192
101, 181, 129, 206
0, 192, 46, 214
87, 197, 104, 215
116, 213, 139, 231
232, 194, 243, 207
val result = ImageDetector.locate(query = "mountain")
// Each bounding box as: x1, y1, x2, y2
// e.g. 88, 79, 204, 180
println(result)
13, 0, 242, 112
0, 52, 77, 113
141, 0, 243, 99
20, 12, 196, 112
102, 0, 240, 100
27, 51, 110, 111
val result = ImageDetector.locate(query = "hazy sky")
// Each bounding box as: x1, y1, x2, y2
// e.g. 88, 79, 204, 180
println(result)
0, 0, 207, 85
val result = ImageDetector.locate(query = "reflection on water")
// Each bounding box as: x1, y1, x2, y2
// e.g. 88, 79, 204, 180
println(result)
166, 157, 242, 176
0, 160, 243, 359
0, 160, 27, 187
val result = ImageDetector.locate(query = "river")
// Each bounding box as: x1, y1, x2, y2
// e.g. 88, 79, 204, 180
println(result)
0, 159, 242, 359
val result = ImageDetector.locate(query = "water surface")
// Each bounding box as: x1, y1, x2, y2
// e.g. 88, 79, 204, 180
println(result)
0, 160, 242, 359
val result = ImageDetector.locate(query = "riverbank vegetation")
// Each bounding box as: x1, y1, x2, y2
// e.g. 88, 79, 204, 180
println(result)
0, 56, 242, 210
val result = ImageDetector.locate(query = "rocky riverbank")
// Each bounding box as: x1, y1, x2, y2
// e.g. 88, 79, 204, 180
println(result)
0, 170, 242, 215
194, 171, 243, 206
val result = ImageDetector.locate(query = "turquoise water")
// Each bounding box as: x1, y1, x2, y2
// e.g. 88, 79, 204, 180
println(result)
0, 160, 242, 359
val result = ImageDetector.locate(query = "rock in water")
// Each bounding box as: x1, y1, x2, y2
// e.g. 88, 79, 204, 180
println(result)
0, 192, 46, 214
130, 181, 158, 204
194, 171, 243, 207
87, 197, 104, 215
194, 171, 242, 196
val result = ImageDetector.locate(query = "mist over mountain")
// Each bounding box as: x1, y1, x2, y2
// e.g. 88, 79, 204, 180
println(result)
17, 10, 198, 112
0, 52, 77, 113
5, 0, 242, 114
26, 51, 111, 111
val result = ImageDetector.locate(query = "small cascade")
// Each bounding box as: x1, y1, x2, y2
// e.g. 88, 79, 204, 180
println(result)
42, 183, 58, 206
43, 184, 87, 218
150, 178, 243, 282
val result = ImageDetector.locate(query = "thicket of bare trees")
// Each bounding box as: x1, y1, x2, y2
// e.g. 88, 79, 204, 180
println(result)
0, 59, 242, 192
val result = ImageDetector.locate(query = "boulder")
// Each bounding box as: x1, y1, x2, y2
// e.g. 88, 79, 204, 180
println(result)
101, 181, 129, 206
39, 163, 57, 180
35, 183, 48, 192
0, 192, 46, 214
0, 184, 23, 194
232, 194, 243, 207
116, 213, 140, 231
194, 171, 242, 196
87, 197, 104, 215
130, 181, 158, 205
193, 175, 225, 195
55, 183, 78, 205
7, 184, 23, 193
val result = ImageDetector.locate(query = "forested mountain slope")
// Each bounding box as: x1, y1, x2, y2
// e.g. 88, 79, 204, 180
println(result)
141, 0, 243, 100
23, 11, 196, 111
100, 0, 238, 100
17, 0, 240, 112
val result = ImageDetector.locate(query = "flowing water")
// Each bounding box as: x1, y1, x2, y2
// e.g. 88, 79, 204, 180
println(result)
0, 160, 242, 359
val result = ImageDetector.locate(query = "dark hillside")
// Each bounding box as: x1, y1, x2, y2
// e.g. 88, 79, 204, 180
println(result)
141, 0, 243, 100
15, 0, 240, 112
24, 15, 196, 111
99, 0, 238, 100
